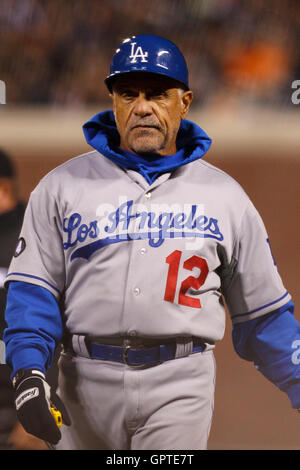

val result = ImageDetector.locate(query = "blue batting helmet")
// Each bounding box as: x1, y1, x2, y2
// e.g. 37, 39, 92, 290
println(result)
105, 34, 189, 92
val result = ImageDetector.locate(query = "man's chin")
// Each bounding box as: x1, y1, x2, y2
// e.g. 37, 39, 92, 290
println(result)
129, 139, 164, 156
127, 128, 166, 156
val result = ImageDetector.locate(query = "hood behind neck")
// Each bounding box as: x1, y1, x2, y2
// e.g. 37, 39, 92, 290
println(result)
83, 110, 212, 184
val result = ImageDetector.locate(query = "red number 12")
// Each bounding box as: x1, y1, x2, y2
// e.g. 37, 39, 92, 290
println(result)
164, 250, 209, 308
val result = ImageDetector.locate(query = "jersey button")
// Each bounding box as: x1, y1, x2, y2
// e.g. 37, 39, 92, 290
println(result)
145, 192, 151, 199
129, 330, 137, 337
140, 248, 146, 255
133, 287, 140, 295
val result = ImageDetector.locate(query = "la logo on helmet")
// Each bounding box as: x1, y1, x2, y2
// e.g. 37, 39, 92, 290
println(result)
129, 42, 148, 63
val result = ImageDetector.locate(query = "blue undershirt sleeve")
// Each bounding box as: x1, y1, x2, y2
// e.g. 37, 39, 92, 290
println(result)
3, 281, 63, 377
232, 300, 300, 408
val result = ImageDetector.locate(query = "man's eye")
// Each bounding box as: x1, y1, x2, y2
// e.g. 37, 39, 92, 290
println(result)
121, 91, 137, 98
151, 91, 167, 99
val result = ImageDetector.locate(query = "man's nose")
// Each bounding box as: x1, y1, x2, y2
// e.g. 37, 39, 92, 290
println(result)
133, 93, 152, 116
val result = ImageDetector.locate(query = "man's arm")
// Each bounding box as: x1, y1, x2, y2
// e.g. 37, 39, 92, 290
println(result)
232, 299, 300, 409
3, 281, 63, 377
3, 281, 70, 444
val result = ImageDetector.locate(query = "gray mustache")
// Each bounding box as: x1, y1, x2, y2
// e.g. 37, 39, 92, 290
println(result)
130, 122, 162, 130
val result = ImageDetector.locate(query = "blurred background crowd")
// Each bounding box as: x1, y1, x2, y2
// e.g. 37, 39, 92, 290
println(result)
0, 0, 299, 109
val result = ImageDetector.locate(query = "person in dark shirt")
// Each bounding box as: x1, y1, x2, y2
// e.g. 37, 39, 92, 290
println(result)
0, 148, 48, 450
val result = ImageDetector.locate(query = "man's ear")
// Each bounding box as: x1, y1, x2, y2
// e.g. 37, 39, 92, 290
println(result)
109, 92, 116, 116
180, 90, 193, 119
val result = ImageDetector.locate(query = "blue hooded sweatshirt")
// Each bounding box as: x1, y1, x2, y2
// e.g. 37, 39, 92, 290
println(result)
82, 110, 212, 184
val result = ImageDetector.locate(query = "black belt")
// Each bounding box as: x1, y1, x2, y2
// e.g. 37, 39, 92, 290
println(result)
66, 336, 207, 367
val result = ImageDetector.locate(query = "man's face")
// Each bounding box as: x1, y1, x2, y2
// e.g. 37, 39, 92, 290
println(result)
110, 73, 193, 156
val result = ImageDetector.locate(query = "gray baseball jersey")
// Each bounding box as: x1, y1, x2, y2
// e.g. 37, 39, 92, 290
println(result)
6, 150, 290, 342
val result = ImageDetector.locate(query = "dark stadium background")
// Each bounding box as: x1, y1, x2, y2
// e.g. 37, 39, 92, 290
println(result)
0, 0, 299, 449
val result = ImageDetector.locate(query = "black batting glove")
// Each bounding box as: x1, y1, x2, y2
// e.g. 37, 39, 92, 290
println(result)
13, 368, 71, 445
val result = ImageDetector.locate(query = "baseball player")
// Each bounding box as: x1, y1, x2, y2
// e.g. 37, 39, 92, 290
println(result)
3, 34, 300, 450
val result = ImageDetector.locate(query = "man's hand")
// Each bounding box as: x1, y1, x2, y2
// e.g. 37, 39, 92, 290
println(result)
13, 369, 71, 445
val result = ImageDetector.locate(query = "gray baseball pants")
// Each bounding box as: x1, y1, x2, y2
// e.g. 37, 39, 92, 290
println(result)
55, 348, 216, 450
